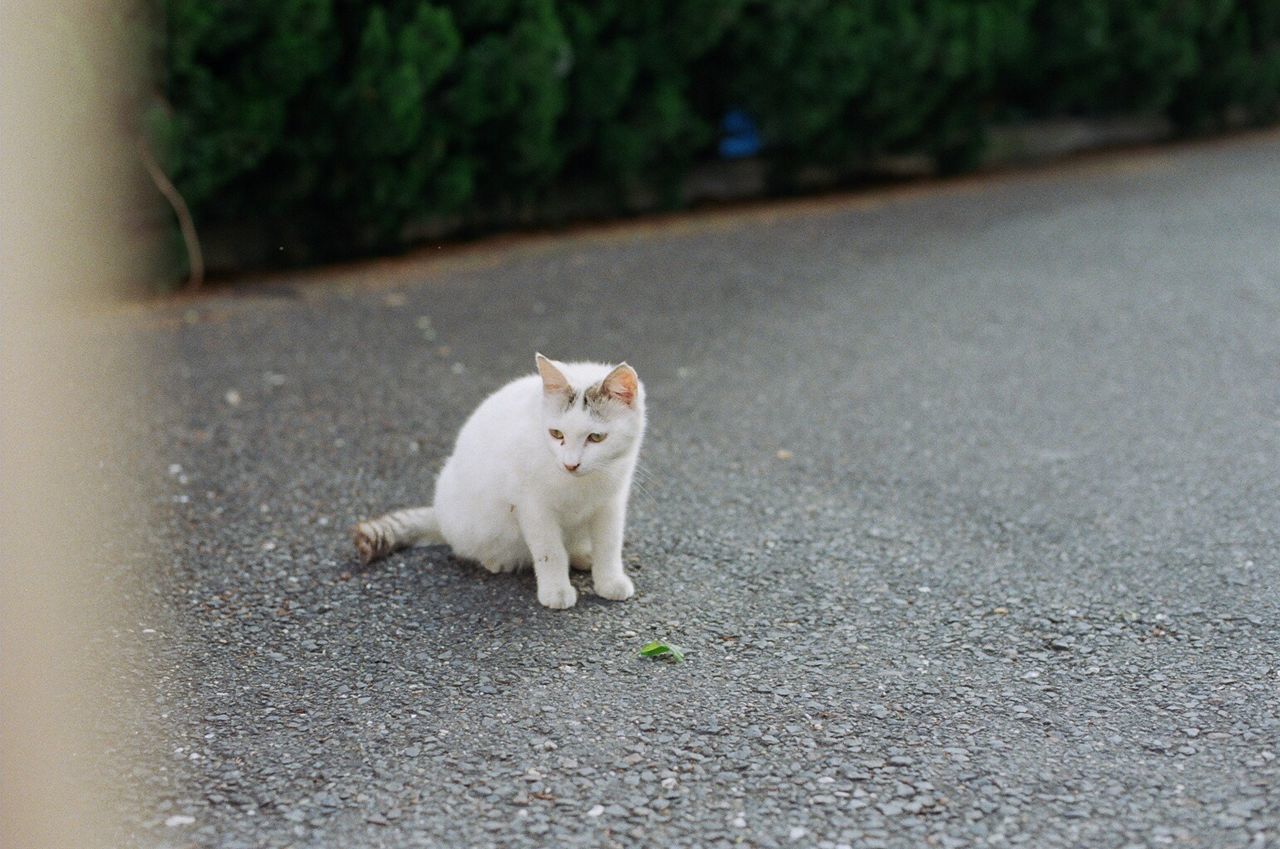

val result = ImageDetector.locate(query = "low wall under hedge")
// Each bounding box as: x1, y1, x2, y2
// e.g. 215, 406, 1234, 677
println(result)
148, 0, 1280, 279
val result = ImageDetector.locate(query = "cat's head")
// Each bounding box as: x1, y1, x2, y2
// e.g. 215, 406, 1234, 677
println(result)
536, 353, 645, 477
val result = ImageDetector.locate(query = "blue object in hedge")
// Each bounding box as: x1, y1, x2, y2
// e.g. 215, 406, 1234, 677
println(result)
719, 109, 761, 159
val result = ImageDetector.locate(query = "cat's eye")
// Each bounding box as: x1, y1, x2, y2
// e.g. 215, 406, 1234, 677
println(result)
586, 432, 606, 443
549, 429, 564, 441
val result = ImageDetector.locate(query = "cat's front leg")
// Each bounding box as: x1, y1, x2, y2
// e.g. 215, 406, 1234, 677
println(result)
589, 498, 634, 601
516, 503, 577, 609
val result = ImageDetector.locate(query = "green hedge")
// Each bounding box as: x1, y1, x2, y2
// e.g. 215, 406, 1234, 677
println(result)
148, 0, 1280, 275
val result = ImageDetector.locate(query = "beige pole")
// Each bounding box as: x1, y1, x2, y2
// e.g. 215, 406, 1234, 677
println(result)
1, 3, 148, 847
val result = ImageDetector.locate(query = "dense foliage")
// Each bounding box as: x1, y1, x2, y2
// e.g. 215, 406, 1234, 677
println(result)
148, 0, 1280, 273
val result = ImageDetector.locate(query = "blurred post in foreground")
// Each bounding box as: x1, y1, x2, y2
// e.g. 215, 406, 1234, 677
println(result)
1, 2, 146, 847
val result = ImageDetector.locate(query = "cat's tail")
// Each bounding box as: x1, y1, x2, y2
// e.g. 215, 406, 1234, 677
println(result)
353, 506, 442, 566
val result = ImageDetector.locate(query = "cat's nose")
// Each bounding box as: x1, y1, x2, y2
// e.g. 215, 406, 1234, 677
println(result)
564, 462, 580, 472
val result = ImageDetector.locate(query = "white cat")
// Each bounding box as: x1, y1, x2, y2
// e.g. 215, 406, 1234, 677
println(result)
353, 354, 645, 609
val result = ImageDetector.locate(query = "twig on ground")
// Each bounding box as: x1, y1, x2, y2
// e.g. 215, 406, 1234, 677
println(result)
138, 136, 203, 290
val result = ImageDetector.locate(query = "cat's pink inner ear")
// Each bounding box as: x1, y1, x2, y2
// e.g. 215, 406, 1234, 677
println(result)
601, 362, 638, 406
536, 353, 572, 397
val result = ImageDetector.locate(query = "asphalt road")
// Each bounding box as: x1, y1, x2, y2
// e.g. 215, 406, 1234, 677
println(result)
105, 133, 1279, 848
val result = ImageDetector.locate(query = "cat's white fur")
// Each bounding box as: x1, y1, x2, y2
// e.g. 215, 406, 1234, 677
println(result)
354, 354, 645, 609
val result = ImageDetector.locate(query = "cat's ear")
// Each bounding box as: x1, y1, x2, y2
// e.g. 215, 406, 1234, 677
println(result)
597, 362, 639, 407
535, 353, 573, 400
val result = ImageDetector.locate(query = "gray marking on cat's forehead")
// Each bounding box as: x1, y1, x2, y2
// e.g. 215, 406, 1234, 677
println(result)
553, 382, 613, 419
584, 382, 615, 419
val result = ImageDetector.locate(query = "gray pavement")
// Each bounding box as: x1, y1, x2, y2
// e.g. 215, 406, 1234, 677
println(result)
107, 133, 1279, 848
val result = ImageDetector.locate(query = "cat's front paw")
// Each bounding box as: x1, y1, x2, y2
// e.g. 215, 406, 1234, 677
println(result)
537, 580, 578, 610
593, 572, 635, 601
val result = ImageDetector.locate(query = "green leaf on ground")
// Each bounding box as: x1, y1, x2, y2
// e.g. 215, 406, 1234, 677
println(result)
639, 640, 686, 662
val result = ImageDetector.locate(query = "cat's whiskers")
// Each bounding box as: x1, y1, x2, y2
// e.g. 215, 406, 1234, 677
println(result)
630, 465, 659, 500
630, 478, 657, 508
613, 462, 657, 508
